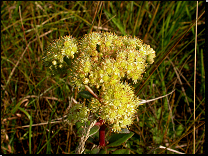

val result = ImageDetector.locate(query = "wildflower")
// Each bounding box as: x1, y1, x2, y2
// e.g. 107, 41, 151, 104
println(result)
42, 35, 78, 74
43, 31, 156, 132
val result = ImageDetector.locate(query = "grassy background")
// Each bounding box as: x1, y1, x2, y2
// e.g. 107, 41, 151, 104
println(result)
1, 1, 205, 154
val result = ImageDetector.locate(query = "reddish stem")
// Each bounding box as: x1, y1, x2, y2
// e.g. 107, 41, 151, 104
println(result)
98, 119, 106, 147
99, 124, 106, 147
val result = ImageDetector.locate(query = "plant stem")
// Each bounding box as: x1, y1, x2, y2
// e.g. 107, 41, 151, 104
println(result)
99, 123, 106, 147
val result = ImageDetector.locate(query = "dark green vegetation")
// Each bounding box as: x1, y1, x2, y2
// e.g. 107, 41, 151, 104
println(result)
1, 1, 205, 154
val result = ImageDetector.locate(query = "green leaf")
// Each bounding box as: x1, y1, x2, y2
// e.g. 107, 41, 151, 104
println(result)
75, 121, 93, 137
112, 149, 130, 154
75, 122, 85, 137
99, 148, 108, 154
78, 90, 94, 99
91, 147, 100, 154
89, 125, 100, 137
107, 147, 117, 151
107, 132, 134, 147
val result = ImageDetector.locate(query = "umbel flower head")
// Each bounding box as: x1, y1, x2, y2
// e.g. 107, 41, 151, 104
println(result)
42, 35, 78, 75
43, 32, 156, 132
89, 82, 140, 132
72, 32, 155, 88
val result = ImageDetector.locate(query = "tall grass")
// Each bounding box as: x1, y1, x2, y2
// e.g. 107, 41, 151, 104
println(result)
1, 1, 205, 154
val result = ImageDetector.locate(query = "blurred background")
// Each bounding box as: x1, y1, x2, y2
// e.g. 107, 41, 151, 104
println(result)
1, 1, 205, 154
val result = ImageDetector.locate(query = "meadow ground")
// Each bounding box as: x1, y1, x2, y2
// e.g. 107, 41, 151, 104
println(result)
1, 1, 205, 154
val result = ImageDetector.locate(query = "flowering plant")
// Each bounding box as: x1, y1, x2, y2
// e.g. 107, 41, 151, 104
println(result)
43, 32, 156, 152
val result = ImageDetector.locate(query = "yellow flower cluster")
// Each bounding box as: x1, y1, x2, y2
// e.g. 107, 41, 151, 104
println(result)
43, 35, 78, 73
43, 32, 156, 132
89, 82, 140, 132
71, 32, 155, 131
73, 32, 155, 88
